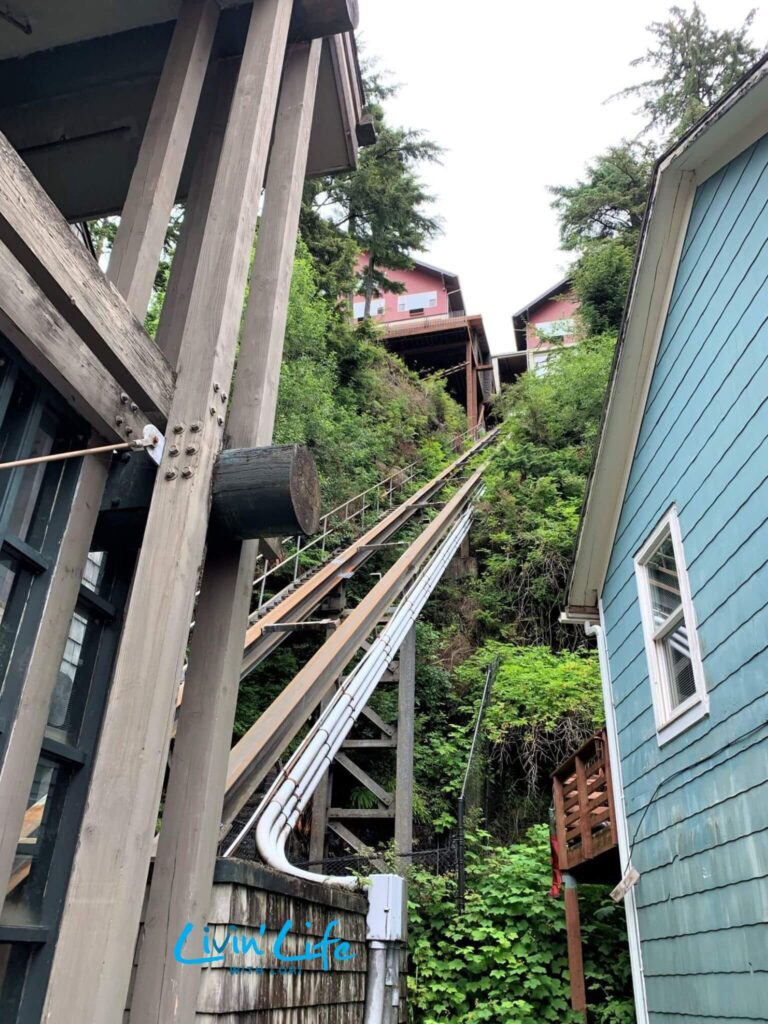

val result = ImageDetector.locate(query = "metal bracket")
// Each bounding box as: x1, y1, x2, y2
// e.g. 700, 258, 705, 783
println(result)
142, 423, 165, 466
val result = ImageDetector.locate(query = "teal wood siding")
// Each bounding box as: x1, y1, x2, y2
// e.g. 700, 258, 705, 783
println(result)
601, 132, 768, 1022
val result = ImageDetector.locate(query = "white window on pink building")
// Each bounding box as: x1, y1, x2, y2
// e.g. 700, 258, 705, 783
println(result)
353, 298, 385, 320
397, 291, 438, 314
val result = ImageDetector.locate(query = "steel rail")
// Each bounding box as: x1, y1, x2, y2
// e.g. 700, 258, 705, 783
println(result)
238, 428, 497, 679
221, 464, 489, 834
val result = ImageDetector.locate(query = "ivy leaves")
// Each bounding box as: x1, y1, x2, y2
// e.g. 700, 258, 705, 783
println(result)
408, 827, 634, 1024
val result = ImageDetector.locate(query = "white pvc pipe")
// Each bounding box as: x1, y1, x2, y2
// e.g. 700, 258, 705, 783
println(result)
224, 508, 473, 887
585, 611, 649, 1024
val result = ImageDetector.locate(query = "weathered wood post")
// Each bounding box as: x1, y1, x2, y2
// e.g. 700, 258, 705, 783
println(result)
44, 2, 294, 1019
563, 872, 588, 1018
0, 0, 218, 915
128, 37, 323, 1024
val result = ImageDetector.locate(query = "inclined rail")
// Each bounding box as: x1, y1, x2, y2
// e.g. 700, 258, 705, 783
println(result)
221, 460, 491, 837
224, 504, 476, 880
238, 429, 498, 678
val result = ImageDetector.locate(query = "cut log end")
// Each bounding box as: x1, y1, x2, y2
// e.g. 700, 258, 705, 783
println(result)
210, 444, 321, 541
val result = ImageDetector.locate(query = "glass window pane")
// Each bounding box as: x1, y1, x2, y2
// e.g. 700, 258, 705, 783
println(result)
646, 534, 681, 626
5, 418, 55, 543
81, 551, 107, 594
662, 622, 696, 708
2, 757, 69, 927
0, 554, 33, 694
0, 941, 28, 1018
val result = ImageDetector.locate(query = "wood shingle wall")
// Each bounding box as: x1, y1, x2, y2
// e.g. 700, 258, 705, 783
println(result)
197, 861, 369, 1022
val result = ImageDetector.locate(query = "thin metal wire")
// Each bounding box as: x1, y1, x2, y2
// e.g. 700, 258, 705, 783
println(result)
0, 436, 156, 471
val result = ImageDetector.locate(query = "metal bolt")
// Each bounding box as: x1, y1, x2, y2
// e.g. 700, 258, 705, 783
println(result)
125, 426, 133, 436
185, 445, 198, 456
213, 382, 220, 393
169, 445, 180, 457
120, 393, 129, 404
190, 421, 201, 433
217, 415, 224, 426
210, 406, 216, 416
115, 415, 124, 426
173, 423, 184, 434
181, 467, 193, 479
221, 392, 227, 403
165, 469, 178, 480
129, 402, 138, 412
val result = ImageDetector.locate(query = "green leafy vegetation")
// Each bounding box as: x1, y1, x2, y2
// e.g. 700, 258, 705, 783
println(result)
408, 827, 634, 1024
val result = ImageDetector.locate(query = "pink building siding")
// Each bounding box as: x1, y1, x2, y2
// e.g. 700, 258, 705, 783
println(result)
526, 292, 580, 352
353, 256, 452, 323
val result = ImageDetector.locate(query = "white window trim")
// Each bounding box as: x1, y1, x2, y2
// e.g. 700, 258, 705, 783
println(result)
634, 506, 708, 746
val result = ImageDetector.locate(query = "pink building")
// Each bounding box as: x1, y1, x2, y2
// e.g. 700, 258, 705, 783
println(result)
512, 277, 580, 375
352, 255, 495, 431
352, 255, 464, 322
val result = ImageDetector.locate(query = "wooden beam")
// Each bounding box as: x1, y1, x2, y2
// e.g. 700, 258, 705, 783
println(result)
564, 874, 588, 1017
44, 4, 294, 1021
0, 242, 150, 442
395, 626, 416, 872
335, 752, 393, 807
327, 820, 386, 872
128, 38, 320, 1024
0, 130, 174, 421
328, 808, 395, 819
107, 0, 219, 319
290, 0, 359, 40
154, 63, 236, 366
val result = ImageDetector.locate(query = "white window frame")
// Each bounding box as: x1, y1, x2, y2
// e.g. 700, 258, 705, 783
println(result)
634, 506, 708, 746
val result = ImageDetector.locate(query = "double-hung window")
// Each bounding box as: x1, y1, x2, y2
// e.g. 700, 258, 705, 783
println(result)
634, 507, 708, 745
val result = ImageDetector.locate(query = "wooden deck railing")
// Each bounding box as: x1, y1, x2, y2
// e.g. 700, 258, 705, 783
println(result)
552, 731, 618, 871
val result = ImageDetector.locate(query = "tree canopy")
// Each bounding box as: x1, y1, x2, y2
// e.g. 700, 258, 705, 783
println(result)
303, 64, 442, 317
552, 3, 762, 335
612, 2, 761, 140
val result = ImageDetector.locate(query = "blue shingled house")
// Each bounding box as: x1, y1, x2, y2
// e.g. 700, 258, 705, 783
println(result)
563, 55, 768, 1024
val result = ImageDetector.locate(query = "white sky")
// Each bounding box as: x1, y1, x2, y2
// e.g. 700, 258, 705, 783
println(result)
356, 0, 767, 355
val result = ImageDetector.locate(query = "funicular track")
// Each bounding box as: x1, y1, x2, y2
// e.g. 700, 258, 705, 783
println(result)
239, 429, 497, 677
219, 429, 499, 844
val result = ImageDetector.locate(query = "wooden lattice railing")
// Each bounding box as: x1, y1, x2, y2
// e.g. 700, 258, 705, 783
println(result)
552, 731, 618, 871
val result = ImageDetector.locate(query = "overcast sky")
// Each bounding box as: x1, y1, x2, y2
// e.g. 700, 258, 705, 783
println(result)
356, 0, 767, 355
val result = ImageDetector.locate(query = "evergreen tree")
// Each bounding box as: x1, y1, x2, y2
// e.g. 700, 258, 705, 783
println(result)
613, 2, 761, 140
303, 65, 443, 317
549, 141, 653, 251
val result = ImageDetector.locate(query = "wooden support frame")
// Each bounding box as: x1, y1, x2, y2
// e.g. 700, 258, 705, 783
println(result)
0, 242, 150, 442
336, 752, 393, 807
44, 3, 294, 1019
0, 0, 216, 943
128, 38, 321, 1024
106, 0, 219, 319
0, 130, 174, 422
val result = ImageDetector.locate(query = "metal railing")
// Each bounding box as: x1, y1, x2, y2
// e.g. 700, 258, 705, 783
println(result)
456, 656, 499, 912
249, 429, 479, 620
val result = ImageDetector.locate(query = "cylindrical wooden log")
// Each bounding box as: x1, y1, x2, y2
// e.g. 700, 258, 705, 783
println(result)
210, 444, 320, 541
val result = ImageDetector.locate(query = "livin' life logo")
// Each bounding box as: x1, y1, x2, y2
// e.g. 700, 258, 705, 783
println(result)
174, 919, 356, 974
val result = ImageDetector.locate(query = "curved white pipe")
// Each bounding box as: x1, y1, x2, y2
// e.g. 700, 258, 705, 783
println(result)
225, 507, 474, 887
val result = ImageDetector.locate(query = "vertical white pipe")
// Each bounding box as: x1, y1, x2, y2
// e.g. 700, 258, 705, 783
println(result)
586, 607, 649, 1024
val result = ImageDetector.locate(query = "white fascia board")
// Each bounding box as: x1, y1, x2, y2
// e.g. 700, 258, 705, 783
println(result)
567, 55, 768, 611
